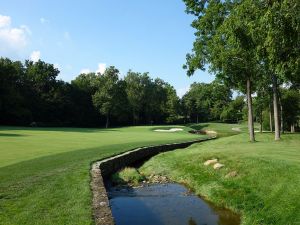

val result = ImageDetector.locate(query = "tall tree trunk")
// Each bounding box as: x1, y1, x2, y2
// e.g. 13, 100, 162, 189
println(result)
291, 123, 295, 133
269, 102, 273, 132
272, 75, 280, 140
246, 79, 255, 142
196, 114, 199, 124
106, 115, 109, 128
260, 110, 263, 133
280, 99, 284, 134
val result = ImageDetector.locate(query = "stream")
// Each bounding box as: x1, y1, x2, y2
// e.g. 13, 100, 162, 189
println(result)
108, 183, 240, 225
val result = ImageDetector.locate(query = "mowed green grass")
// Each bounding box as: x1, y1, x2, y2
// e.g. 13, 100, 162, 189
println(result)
140, 125, 300, 225
0, 125, 204, 225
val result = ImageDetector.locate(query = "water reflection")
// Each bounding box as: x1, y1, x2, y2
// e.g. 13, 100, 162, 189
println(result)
108, 183, 240, 225
188, 217, 197, 225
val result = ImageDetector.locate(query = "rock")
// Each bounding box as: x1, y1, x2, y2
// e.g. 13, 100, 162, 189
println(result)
204, 159, 218, 166
99, 201, 107, 207
161, 176, 167, 182
213, 163, 224, 170
225, 171, 237, 178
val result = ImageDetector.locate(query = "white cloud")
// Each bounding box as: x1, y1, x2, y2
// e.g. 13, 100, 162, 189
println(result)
20, 25, 31, 35
80, 68, 90, 74
0, 14, 30, 55
177, 86, 190, 98
96, 63, 106, 74
30, 50, 41, 62
80, 63, 106, 75
0, 15, 11, 28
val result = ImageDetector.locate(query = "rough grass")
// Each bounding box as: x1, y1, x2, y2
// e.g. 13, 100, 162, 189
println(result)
0, 125, 204, 225
140, 126, 300, 225
111, 167, 145, 185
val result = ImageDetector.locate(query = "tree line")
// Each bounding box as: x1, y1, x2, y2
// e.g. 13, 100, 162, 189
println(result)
0, 58, 182, 127
183, 0, 299, 141
1, 57, 298, 130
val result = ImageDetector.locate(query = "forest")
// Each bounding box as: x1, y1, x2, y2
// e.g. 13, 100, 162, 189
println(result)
1, 57, 299, 132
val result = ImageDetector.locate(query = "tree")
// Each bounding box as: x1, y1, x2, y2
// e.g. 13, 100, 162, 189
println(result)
24, 60, 60, 123
221, 96, 245, 123
209, 80, 232, 120
25, 60, 59, 93
281, 88, 300, 132
253, 82, 272, 133
0, 58, 29, 125
164, 84, 180, 123
71, 73, 103, 126
254, 0, 300, 140
92, 66, 120, 128
124, 71, 145, 125
183, 0, 259, 141
0, 57, 186, 127
71, 72, 100, 94
182, 83, 207, 123
182, 81, 231, 123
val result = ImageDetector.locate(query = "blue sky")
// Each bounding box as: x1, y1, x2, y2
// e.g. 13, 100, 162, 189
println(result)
0, 0, 214, 97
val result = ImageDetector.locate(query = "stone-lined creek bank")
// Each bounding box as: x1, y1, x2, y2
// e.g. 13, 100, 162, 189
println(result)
90, 136, 240, 225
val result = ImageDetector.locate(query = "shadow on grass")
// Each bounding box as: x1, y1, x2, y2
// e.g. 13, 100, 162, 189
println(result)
0, 126, 120, 133
0, 133, 27, 137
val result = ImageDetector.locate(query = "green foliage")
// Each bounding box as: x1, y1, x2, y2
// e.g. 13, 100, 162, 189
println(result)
125, 71, 147, 124
92, 66, 120, 127
124, 71, 181, 125
255, 0, 300, 84
164, 84, 181, 123
182, 81, 232, 122
182, 0, 263, 141
111, 167, 145, 185
0, 58, 30, 124
281, 88, 300, 129
0, 58, 77, 126
71, 72, 100, 94
221, 96, 245, 123
262, 110, 272, 131
0, 58, 184, 127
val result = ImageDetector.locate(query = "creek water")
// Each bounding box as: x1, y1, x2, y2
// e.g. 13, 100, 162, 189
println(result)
108, 183, 240, 225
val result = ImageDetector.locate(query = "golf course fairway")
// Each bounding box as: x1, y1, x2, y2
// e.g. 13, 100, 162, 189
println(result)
0, 125, 205, 225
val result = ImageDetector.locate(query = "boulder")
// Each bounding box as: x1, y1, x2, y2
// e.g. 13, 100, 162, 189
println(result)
213, 163, 224, 170
204, 159, 218, 166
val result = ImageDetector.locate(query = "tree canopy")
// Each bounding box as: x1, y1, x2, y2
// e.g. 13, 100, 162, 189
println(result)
183, 0, 300, 140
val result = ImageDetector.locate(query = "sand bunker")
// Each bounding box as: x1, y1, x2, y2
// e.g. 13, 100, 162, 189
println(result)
232, 127, 241, 132
154, 128, 183, 132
